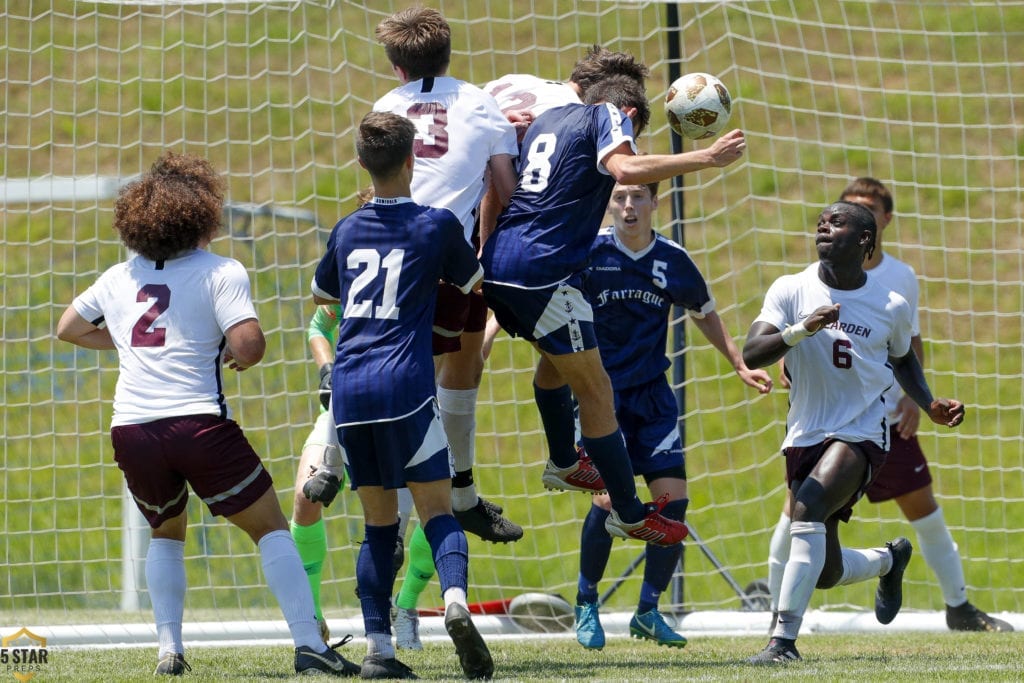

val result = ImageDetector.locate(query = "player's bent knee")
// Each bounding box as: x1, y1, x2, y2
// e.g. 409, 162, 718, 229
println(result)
815, 565, 842, 589
660, 498, 689, 522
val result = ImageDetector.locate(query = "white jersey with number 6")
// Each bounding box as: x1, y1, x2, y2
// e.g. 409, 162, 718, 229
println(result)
71, 249, 257, 427
373, 76, 518, 242
755, 263, 913, 449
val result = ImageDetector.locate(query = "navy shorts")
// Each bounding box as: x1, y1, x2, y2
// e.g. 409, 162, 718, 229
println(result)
432, 285, 488, 355
783, 438, 888, 523
865, 425, 931, 503
483, 275, 597, 355
339, 399, 454, 490
615, 376, 684, 477
111, 414, 273, 528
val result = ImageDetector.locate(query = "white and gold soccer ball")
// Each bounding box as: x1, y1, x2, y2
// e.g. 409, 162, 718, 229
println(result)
664, 72, 732, 140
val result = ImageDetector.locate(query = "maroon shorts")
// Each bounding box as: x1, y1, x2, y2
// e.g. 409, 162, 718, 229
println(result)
111, 414, 274, 528
865, 426, 932, 503
432, 285, 488, 355
783, 438, 888, 523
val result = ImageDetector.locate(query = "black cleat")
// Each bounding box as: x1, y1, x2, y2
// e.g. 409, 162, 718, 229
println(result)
479, 497, 503, 516
748, 637, 801, 665
946, 601, 1015, 632
360, 655, 419, 680
444, 603, 494, 680
154, 652, 190, 676
454, 498, 523, 543
295, 635, 361, 677
875, 537, 913, 625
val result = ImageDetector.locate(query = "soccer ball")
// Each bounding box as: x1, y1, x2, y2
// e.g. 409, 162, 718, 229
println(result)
664, 72, 732, 140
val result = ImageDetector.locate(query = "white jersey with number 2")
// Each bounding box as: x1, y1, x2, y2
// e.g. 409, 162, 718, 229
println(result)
755, 263, 913, 449
483, 73, 581, 118
71, 249, 257, 427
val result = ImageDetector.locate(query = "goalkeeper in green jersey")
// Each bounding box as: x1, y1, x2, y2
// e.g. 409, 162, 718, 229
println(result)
290, 303, 345, 642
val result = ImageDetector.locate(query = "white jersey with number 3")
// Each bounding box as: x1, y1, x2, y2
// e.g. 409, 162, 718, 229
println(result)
755, 263, 913, 449
71, 249, 257, 427
373, 76, 518, 241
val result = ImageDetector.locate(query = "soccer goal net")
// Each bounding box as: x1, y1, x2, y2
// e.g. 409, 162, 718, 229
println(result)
3, 0, 1021, 638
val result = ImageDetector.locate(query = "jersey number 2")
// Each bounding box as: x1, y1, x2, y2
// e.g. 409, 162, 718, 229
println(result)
131, 284, 170, 348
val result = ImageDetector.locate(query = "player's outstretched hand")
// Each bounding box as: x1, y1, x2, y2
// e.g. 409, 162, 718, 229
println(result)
926, 398, 965, 428
303, 468, 342, 507
706, 129, 746, 167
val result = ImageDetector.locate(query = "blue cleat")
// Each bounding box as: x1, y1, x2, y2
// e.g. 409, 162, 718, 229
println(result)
629, 609, 687, 648
574, 602, 605, 650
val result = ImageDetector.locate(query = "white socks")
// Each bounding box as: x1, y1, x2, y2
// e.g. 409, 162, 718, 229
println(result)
767, 512, 792, 612
443, 586, 468, 611
438, 386, 479, 511
835, 547, 890, 585
774, 521, 826, 641
147, 538, 186, 658
911, 507, 968, 607
259, 529, 323, 651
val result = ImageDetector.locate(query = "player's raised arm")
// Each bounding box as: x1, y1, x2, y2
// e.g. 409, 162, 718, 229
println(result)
603, 129, 746, 185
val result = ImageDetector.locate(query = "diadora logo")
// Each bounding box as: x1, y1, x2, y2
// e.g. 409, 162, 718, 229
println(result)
0, 628, 49, 682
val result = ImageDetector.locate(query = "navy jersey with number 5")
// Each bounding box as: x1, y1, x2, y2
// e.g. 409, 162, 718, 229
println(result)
585, 227, 715, 390
481, 102, 636, 289
312, 198, 483, 425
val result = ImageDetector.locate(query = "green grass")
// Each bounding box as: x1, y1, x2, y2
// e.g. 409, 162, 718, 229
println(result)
2, 0, 1024, 622
39, 632, 1024, 681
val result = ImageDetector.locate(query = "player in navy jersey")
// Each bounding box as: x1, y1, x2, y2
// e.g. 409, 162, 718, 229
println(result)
56, 151, 360, 678
372, 6, 522, 545
307, 112, 492, 681
767, 178, 1012, 634
572, 180, 772, 650
481, 74, 746, 546
743, 201, 965, 664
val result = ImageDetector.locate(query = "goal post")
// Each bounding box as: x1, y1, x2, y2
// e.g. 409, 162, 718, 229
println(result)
2, 0, 1022, 639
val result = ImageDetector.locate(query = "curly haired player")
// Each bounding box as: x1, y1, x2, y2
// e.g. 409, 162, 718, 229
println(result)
57, 151, 360, 678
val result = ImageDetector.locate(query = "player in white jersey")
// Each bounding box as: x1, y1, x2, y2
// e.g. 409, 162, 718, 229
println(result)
743, 200, 965, 665
484, 45, 650, 122
56, 152, 360, 678
372, 6, 522, 545
767, 178, 1012, 633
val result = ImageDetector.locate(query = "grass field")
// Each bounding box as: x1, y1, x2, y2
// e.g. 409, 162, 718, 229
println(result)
2, 0, 1023, 641
39, 632, 1024, 681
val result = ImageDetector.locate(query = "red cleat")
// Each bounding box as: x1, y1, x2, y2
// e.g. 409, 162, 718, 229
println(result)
541, 450, 607, 494
604, 494, 689, 546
